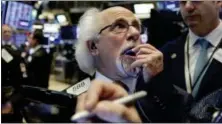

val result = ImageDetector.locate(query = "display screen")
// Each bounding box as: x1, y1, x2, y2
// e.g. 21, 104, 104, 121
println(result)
43, 23, 60, 33
15, 33, 27, 46
156, 1, 180, 11
4, 1, 33, 30
2, 1, 7, 24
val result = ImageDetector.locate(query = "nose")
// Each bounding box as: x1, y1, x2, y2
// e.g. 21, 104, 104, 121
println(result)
184, 1, 195, 13
126, 26, 140, 42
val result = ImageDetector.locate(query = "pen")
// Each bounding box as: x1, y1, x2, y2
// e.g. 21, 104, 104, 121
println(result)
71, 91, 147, 122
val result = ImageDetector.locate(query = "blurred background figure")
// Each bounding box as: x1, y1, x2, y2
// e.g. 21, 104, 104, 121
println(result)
1, 24, 25, 123
25, 29, 51, 88
2, 24, 14, 45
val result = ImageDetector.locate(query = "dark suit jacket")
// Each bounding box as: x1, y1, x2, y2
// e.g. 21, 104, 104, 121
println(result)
2, 44, 23, 88
26, 47, 51, 88
160, 32, 222, 101
135, 70, 191, 122
1, 44, 24, 122
135, 32, 222, 122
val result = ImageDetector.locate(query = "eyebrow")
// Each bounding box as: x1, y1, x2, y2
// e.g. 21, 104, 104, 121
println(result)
132, 20, 140, 28
113, 17, 140, 26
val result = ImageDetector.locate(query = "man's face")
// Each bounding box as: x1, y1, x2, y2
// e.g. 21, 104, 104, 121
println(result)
180, 1, 221, 35
93, 7, 141, 79
28, 34, 36, 47
2, 25, 13, 41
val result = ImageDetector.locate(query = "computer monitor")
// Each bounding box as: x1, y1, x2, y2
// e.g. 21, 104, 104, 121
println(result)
14, 33, 27, 46
4, 1, 33, 30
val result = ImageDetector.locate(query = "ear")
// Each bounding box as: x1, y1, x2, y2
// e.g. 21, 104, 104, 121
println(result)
87, 40, 99, 56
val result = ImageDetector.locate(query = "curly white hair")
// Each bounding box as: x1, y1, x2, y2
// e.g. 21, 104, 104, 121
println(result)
75, 8, 102, 76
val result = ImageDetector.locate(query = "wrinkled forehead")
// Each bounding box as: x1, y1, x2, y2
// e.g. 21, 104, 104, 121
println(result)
99, 7, 140, 26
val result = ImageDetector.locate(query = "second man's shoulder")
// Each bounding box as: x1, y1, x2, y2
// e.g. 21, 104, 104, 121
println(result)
160, 32, 188, 56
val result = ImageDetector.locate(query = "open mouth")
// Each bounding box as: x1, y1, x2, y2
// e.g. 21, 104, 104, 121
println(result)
119, 46, 140, 77
121, 46, 136, 56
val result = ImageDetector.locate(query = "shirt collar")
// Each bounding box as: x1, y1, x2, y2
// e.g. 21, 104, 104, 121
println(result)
29, 45, 41, 55
95, 71, 113, 83
189, 20, 222, 48
2, 40, 12, 46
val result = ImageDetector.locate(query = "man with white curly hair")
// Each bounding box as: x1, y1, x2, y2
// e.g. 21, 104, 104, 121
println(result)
75, 6, 163, 93
73, 6, 187, 123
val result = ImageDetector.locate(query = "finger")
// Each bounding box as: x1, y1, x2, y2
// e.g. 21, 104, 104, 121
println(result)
136, 54, 149, 59
132, 44, 157, 52
136, 48, 154, 56
94, 101, 141, 123
76, 93, 87, 112
85, 80, 128, 110
75, 94, 92, 123
130, 58, 149, 69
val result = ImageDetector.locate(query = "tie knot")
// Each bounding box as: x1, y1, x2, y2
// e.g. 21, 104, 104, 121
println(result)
196, 38, 211, 49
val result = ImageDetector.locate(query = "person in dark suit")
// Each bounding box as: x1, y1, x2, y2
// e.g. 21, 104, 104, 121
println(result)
1, 24, 25, 122
26, 29, 51, 88
157, 1, 222, 101
136, 1, 222, 122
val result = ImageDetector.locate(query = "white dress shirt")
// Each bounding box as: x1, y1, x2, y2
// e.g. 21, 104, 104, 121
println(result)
29, 45, 42, 55
188, 20, 222, 84
2, 40, 12, 46
95, 71, 137, 93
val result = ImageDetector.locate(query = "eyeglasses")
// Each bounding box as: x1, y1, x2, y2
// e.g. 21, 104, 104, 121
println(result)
98, 19, 147, 35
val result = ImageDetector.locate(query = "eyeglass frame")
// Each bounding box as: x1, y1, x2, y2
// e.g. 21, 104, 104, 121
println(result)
98, 19, 147, 35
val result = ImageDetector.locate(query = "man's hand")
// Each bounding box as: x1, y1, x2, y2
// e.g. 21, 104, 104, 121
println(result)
75, 80, 142, 123
131, 44, 163, 77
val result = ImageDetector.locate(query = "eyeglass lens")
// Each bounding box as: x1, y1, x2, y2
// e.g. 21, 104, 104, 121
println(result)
110, 20, 144, 34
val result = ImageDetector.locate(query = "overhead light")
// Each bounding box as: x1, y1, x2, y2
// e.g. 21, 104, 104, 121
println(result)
134, 3, 154, 19
33, 25, 43, 29
38, 1, 43, 5
56, 14, 67, 24
48, 13, 55, 20
39, 14, 44, 19
166, 4, 176, 9
134, 3, 155, 14
43, 23, 60, 33
49, 36, 55, 41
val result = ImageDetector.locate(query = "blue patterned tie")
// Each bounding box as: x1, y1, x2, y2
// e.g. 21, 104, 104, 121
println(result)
193, 38, 210, 83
